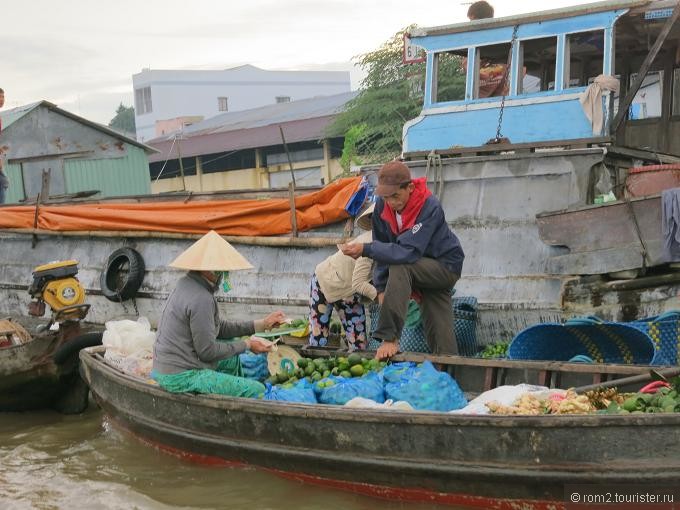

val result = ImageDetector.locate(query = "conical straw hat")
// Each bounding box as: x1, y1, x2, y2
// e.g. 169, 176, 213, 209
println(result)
356, 203, 375, 231
169, 230, 253, 271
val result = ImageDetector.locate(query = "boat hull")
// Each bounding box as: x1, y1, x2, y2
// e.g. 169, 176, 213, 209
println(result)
80, 349, 680, 508
0, 319, 102, 412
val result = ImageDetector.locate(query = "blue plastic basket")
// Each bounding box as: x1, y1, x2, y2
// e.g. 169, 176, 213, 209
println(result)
507, 317, 657, 365
626, 311, 680, 366
368, 296, 478, 356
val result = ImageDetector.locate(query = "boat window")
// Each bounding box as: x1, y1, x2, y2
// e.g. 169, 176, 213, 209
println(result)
519, 37, 557, 93
629, 71, 663, 119
433, 49, 467, 103
476, 42, 513, 98
566, 30, 604, 88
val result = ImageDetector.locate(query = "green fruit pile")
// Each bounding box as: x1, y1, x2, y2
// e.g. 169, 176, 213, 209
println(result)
266, 318, 308, 334
265, 353, 387, 386
481, 342, 510, 359
603, 387, 680, 414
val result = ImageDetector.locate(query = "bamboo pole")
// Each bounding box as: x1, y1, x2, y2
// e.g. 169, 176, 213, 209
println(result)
1, 228, 344, 248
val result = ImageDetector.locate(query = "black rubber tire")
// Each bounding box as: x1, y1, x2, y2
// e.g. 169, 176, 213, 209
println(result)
53, 373, 90, 414
53, 332, 103, 365
100, 247, 145, 302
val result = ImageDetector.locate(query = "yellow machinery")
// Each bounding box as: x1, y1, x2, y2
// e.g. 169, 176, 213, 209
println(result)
28, 260, 88, 321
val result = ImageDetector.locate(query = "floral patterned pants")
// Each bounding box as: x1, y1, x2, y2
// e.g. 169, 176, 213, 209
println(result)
308, 273, 367, 351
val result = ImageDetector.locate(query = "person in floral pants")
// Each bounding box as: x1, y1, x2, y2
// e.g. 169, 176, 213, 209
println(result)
309, 273, 368, 350
308, 205, 375, 351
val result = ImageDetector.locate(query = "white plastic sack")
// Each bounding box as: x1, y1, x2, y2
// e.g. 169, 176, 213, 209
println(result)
104, 350, 153, 378
449, 384, 549, 415
344, 397, 415, 411
102, 316, 156, 356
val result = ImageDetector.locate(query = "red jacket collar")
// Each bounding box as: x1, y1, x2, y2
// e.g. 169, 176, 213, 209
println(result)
380, 177, 431, 235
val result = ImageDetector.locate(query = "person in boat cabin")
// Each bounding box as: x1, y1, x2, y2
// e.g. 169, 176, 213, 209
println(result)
340, 161, 465, 360
464, 3, 508, 98
463, 4, 540, 97
467, 1, 493, 20
0, 88, 8, 205
308, 203, 376, 351
152, 230, 286, 398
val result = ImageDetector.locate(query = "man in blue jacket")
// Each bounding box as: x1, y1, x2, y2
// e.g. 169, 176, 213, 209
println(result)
341, 161, 464, 360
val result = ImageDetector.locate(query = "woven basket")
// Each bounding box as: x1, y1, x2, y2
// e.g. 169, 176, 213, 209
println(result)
507, 317, 656, 365
368, 296, 478, 356
626, 311, 680, 366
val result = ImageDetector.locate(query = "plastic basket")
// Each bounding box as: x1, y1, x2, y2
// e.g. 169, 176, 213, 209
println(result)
507, 316, 656, 365
626, 311, 680, 366
368, 296, 478, 356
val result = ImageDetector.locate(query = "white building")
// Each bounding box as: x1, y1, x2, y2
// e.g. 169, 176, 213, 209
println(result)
132, 65, 351, 141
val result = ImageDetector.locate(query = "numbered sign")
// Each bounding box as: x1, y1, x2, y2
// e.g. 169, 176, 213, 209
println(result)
403, 33, 426, 65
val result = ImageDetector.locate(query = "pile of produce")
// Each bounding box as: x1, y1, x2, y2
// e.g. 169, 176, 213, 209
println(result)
266, 353, 387, 387
480, 341, 510, 359
262, 359, 468, 412
602, 385, 680, 414
265, 318, 308, 335
486, 378, 680, 415
486, 389, 595, 415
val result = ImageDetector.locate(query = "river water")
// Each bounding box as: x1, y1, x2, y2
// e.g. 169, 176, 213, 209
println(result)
0, 407, 463, 510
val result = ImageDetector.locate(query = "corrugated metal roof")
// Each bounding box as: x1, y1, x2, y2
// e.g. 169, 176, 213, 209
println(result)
147, 92, 357, 163
0, 101, 41, 129
0, 101, 158, 153
151, 91, 357, 140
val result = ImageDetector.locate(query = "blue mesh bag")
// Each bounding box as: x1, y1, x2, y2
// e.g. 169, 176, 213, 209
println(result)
368, 296, 478, 356
383, 361, 467, 412
381, 362, 416, 383
263, 379, 317, 404
239, 351, 270, 381
313, 372, 385, 405
507, 316, 657, 365
626, 311, 680, 366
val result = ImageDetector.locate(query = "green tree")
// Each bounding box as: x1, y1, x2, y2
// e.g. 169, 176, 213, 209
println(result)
108, 103, 136, 136
329, 26, 465, 162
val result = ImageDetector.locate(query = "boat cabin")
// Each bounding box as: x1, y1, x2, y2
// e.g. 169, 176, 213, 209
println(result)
403, 0, 680, 155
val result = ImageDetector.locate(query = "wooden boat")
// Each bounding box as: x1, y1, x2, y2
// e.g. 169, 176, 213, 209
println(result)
80, 346, 674, 509
1, 315, 102, 413
536, 194, 665, 277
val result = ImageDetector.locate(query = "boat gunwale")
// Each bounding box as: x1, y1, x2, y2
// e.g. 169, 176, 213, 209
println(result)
80, 348, 680, 428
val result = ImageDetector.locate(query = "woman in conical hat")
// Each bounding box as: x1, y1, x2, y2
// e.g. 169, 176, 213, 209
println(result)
308, 203, 376, 351
152, 230, 286, 398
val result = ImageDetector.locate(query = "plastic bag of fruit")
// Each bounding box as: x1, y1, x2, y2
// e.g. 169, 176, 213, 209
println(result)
314, 372, 385, 405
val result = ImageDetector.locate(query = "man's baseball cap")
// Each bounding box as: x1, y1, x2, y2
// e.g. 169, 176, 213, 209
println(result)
375, 161, 412, 196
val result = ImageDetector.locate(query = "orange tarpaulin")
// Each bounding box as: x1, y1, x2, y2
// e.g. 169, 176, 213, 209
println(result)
0, 177, 362, 236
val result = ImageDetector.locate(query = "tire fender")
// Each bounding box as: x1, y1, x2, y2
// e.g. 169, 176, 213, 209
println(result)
100, 247, 145, 302
53, 332, 104, 365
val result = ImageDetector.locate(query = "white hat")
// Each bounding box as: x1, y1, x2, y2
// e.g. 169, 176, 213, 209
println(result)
169, 230, 253, 271
356, 203, 375, 231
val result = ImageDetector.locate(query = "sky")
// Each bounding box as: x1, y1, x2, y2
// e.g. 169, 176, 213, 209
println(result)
2, 0, 596, 124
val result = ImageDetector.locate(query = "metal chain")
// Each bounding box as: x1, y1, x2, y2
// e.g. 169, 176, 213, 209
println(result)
116, 290, 128, 315
491, 25, 520, 144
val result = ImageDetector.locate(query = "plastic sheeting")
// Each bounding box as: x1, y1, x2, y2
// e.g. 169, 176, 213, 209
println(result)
0, 177, 361, 236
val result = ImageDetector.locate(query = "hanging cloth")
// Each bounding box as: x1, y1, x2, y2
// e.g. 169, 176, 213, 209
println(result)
579, 75, 620, 135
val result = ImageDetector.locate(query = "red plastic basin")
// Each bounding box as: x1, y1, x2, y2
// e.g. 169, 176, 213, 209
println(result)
625, 164, 680, 197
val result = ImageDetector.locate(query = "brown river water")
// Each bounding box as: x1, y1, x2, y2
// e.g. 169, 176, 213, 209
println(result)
0, 406, 464, 510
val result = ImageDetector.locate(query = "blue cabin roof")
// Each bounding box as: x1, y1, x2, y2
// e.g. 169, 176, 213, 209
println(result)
403, 0, 678, 153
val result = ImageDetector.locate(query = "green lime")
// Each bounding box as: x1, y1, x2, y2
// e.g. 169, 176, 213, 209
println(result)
347, 353, 362, 366
350, 364, 364, 377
